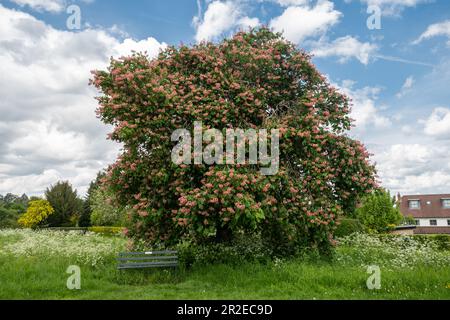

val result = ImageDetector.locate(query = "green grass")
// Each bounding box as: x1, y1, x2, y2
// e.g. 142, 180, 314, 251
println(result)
0, 231, 450, 300
1, 254, 450, 299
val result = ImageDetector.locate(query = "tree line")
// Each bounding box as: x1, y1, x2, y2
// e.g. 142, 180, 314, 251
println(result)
0, 172, 126, 229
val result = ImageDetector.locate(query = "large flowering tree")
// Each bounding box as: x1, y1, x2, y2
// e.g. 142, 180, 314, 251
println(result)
91, 28, 376, 254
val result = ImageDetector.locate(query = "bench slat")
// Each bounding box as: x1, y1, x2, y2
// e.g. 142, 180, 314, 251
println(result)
117, 256, 178, 261
119, 265, 177, 269
118, 262, 178, 269
118, 250, 177, 256
117, 251, 178, 270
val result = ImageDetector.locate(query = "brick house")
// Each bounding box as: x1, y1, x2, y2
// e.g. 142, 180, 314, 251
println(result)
399, 194, 450, 234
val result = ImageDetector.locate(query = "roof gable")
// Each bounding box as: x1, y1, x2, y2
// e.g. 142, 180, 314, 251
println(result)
400, 194, 450, 218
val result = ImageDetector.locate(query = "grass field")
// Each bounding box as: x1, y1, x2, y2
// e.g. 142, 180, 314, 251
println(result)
1, 229, 450, 300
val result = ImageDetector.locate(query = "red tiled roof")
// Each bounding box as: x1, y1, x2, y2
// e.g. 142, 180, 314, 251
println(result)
400, 194, 450, 218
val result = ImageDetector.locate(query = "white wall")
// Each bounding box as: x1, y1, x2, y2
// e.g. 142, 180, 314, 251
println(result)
416, 218, 450, 227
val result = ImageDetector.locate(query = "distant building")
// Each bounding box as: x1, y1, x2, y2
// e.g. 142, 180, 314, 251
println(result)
399, 194, 450, 234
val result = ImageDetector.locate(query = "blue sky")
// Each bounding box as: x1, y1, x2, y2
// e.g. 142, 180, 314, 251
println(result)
0, 0, 450, 196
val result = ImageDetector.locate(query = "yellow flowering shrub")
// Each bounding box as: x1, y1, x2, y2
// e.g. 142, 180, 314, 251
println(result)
18, 200, 54, 229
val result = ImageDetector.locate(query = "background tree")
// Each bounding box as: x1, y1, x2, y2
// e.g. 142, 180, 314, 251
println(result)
0, 206, 20, 229
90, 187, 127, 227
79, 171, 106, 227
18, 200, 54, 229
355, 189, 402, 233
79, 200, 92, 227
92, 28, 376, 254
44, 181, 81, 227
0, 193, 29, 229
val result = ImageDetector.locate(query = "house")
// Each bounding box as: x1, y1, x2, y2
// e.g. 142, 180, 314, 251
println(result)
399, 194, 450, 234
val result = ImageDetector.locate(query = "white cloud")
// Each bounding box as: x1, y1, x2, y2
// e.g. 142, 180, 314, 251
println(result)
401, 76, 414, 89
422, 107, 450, 138
0, 4, 167, 196
275, 0, 309, 6
237, 16, 261, 29
115, 37, 167, 58
193, 0, 260, 42
336, 80, 391, 130
373, 143, 450, 195
413, 20, 450, 46
346, 0, 430, 16
312, 36, 378, 65
269, 0, 341, 44
10, 0, 66, 12
396, 76, 414, 98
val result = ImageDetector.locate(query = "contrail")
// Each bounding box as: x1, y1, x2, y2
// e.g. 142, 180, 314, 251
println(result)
374, 54, 434, 67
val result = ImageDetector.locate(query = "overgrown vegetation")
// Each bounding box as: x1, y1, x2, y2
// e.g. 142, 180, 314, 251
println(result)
0, 193, 29, 229
355, 189, 402, 233
0, 230, 449, 299
90, 188, 127, 227
334, 218, 364, 237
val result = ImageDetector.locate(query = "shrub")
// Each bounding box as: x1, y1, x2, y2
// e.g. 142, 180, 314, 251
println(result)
355, 189, 402, 233
176, 233, 271, 268
90, 188, 127, 227
0, 206, 20, 229
334, 218, 364, 237
18, 200, 54, 229
92, 27, 376, 255
0, 194, 29, 229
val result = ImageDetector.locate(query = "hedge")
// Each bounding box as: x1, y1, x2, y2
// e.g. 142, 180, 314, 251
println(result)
334, 218, 364, 237
45, 226, 125, 235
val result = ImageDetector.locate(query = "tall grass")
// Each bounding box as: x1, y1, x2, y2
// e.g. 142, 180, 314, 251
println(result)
0, 229, 449, 300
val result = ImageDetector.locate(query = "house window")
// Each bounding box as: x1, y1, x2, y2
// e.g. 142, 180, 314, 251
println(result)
430, 219, 437, 226
409, 200, 420, 209
447, 220, 450, 226
442, 199, 450, 208
415, 220, 420, 226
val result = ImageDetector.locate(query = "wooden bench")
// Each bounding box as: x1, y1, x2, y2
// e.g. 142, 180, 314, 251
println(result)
117, 250, 178, 270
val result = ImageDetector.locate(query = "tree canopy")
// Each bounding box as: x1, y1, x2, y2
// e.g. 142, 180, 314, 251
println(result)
44, 181, 81, 227
355, 189, 402, 233
92, 28, 376, 253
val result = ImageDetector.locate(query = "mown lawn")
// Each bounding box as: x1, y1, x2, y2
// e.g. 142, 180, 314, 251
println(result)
0, 230, 450, 300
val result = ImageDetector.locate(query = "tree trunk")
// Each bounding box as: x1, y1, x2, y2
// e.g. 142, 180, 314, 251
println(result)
215, 225, 233, 243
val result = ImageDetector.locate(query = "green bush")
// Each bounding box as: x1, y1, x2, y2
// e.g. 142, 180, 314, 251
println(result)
334, 218, 364, 237
90, 188, 126, 227
0, 206, 20, 229
355, 189, 402, 233
176, 233, 271, 268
